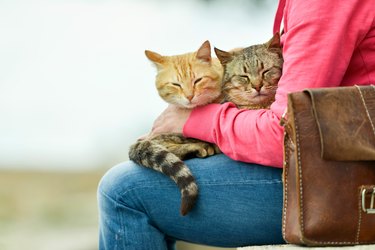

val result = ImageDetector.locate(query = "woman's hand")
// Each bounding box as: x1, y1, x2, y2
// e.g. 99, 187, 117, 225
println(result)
145, 105, 192, 139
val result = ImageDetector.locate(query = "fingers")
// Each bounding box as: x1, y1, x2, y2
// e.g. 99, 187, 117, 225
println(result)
151, 105, 191, 135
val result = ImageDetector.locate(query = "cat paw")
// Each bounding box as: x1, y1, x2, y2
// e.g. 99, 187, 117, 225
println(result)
196, 143, 218, 158
196, 148, 208, 158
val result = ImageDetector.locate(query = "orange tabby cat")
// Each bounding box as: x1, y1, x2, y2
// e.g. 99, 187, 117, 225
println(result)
129, 41, 223, 216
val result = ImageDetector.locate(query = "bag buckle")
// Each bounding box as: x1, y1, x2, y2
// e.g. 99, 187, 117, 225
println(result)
361, 187, 375, 214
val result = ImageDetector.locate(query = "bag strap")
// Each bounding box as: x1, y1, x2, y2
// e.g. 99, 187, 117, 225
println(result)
273, 0, 286, 35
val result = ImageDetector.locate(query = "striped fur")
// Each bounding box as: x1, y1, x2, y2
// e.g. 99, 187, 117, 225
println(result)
129, 133, 219, 215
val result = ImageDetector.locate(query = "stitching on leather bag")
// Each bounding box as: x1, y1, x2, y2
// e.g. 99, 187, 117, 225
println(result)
356, 85, 375, 138
356, 187, 363, 244
294, 120, 306, 244
282, 131, 289, 240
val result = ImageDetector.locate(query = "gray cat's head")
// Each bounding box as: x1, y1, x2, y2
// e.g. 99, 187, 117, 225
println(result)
214, 33, 283, 109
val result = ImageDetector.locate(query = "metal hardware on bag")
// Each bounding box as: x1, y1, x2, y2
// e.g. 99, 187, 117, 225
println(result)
361, 187, 375, 214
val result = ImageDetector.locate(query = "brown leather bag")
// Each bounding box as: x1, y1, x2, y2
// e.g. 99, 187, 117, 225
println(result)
281, 85, 375, 246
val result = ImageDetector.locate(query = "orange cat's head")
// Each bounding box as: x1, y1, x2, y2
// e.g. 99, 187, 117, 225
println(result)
145, 41, 223, 108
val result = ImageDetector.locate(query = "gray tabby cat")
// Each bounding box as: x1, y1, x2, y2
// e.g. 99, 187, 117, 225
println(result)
129, 33, 283, 216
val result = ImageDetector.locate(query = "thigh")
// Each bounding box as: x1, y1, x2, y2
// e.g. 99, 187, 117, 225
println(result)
100, 154, 284, 247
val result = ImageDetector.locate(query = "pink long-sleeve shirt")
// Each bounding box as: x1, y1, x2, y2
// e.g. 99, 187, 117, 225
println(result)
183, 0, 375, 168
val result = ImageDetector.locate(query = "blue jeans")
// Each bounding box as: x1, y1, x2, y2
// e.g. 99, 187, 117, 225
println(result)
98, 154, 284, 249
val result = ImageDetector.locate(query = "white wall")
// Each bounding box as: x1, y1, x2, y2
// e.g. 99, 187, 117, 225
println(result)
0, 0, 277, 170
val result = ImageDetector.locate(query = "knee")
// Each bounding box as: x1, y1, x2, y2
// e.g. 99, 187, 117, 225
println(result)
98, 161, 140, 205
97, 160, 161, 206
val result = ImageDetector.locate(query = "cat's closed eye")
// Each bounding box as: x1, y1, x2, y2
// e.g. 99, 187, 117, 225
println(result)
262, 69, 270, 77
239, 75, 249, 81
263, 67, 282, 81
232, 75, 249, 86
194, 77, 203, 85
171, 82, 182, 88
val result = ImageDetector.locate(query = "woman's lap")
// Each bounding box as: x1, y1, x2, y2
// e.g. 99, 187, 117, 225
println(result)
98, 154, 284, 249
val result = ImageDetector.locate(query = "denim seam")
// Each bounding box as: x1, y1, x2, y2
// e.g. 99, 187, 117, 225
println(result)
99, 188, 127, 249
198, 180, 282, 186
114, 179, 282, 198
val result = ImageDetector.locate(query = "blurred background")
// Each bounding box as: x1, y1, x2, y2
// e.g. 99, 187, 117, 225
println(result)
0, 0, 277, 249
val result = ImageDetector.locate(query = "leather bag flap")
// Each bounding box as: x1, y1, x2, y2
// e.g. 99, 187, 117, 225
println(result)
306, 85, 375, 161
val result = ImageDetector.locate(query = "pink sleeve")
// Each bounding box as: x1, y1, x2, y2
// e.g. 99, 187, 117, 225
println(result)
184, 103, 284, 167
183, 0, 375, 168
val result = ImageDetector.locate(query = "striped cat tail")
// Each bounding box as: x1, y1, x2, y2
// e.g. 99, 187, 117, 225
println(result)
128, 140, 198, 216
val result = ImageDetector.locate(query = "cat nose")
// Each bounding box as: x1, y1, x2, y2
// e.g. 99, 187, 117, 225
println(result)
186, 95, 194, 101
253, 83, 263, 92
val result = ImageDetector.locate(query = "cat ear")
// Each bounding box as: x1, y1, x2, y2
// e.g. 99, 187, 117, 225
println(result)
266, 32, 281, 50
214, 47, 233, 65
145, 50, 165, 65
196, 40, 212, 63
